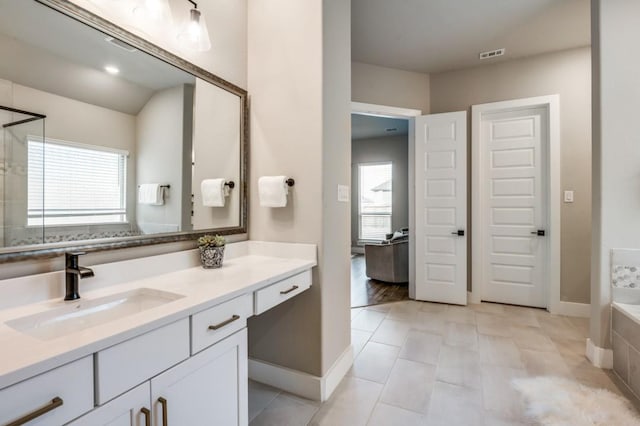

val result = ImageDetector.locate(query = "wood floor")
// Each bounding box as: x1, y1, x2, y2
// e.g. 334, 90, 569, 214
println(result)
351, 254, 409, 308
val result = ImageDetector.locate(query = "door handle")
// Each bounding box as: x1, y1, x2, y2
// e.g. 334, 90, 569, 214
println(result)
158, 397, 168, 426
531, 230, 546, 236
208, 314, 240, 330
140, 407, 151, 426
6, 397, 63, 426
451, 230, 465, 236
280, 285, 299, 295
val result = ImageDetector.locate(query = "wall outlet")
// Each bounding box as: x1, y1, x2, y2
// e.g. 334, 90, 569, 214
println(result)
564, 190, 574, 203
337, 185, 350, 202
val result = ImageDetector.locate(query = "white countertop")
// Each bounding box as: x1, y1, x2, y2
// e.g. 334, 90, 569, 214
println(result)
0, 242, 316, 390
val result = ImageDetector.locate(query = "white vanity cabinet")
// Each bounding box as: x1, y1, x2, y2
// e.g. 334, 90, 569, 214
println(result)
68, 383, 151, 426
151, 329, 248, 426
83, 300, 250, 426
70, 330, 247, 426
0, 245, 315, 426
0, 356, 93, 426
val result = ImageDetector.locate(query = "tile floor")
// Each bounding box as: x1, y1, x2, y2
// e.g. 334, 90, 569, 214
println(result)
248, 300, 639, 425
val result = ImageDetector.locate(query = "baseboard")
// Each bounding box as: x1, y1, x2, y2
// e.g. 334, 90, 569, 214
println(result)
248, 345, 354, 402
554, 301, 591, 318
586, 338, 613, 369
321, 345, 354, 400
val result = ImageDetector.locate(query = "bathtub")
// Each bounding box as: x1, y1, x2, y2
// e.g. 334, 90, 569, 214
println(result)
611, 302, 640, 398
613, 302, 640, 326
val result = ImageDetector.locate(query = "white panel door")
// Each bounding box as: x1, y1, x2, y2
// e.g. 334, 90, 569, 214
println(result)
415, 111, 467, 305
481, 107, 547, 307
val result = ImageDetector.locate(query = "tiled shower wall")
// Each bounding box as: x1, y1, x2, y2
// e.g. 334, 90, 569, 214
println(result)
611, 249, 640, 304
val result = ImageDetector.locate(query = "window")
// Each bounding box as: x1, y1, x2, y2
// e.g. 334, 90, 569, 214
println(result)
28, 138, 128, 226
358, 162, 392, 241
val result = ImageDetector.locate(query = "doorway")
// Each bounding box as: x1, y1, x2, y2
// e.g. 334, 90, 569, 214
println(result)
349, 102, 420, 308
471, 95, 561, 309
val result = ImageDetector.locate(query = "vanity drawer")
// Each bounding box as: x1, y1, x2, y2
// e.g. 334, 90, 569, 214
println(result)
191, 293, 253, 354
95, 318, 189, 405
0, 356, 93, 426
254, 270, 312, 315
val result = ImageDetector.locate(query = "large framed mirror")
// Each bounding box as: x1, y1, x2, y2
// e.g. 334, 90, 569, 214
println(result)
0, 0, 248, 262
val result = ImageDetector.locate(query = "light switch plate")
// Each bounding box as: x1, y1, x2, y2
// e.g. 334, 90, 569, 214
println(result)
564, 190, 574, 203
337, 185, 350, 202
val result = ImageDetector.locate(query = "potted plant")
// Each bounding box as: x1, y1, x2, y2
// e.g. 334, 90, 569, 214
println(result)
197, 234, 226, 269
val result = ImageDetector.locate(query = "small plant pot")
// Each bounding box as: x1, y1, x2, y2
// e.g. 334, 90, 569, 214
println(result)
199, 245, 225, 269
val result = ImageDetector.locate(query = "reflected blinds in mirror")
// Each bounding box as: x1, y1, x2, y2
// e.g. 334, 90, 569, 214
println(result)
28, 138, 127, 226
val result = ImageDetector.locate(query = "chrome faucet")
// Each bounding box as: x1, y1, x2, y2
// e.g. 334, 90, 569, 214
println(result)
64, 252, 94, 301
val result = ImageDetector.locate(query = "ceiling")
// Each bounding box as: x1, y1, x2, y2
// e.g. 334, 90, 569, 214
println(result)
352, 114, 408, 140
0, 1, 194, 114
352, 0, 591, 74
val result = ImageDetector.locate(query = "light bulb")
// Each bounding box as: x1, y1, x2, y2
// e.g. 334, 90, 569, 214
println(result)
132, 0, 174, 26
177, 8, 211, 52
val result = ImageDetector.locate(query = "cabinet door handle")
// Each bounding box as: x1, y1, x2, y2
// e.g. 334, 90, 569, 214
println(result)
208, 314, 240, 330
158, 397, 168, 426
280, 285, 299, 295
140, 407, 151, 426
6, 397, 63, 426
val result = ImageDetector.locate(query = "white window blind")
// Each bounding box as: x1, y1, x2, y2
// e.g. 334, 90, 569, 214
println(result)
358, 162, 392, 241
28, 138, 127, 226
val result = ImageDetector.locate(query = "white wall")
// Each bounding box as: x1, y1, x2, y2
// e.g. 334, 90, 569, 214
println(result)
430, 47, 592, 304
352, 61, 430, 113
136, 85, 187, 233
192, 79, 241, 230
247, 0, 351, 380
590, 0, 640, 349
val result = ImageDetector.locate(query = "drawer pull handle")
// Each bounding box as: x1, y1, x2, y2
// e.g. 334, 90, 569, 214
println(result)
280, 285, 299, 295
140, 407, 151, 426
6, 397, 63, 426
208, 314, 241, 330
158, 397, 168, 426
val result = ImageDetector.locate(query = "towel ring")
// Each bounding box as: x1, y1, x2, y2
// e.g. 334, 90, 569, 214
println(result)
285, 178, 295, 187
225, 181, 235, 189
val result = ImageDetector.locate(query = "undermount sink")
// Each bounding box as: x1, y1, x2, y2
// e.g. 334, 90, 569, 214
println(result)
5, 288, 184, 340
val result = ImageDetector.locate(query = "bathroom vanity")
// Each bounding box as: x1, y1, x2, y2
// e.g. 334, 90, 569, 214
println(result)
0, 241, 316, 425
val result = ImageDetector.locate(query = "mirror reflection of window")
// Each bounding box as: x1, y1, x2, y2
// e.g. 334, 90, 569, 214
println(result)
27, 138, 127, 226
358, 162, 393, 241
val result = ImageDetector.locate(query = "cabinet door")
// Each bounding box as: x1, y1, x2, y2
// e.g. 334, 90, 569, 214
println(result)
68, 383, 150, 426
151, 329, 248, 426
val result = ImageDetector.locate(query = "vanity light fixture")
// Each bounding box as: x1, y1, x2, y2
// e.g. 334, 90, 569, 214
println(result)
176, 0, 212, 52
104, 65, 120, 75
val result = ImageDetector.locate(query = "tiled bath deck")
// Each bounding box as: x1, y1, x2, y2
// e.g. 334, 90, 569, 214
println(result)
249, 300, 638, 425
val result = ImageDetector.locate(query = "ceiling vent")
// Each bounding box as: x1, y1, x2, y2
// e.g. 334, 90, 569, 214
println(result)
385, 128, 398, 132
105, 37, 137, 53
479, 48, 505, 60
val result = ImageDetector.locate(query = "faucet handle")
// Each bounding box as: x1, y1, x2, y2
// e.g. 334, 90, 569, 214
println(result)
65, 251, 87, 268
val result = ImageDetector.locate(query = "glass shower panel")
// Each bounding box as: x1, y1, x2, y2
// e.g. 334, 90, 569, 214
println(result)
1, 107, 45, 248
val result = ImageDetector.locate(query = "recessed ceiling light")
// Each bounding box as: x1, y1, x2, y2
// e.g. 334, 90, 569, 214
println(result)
104, 65, 120, 75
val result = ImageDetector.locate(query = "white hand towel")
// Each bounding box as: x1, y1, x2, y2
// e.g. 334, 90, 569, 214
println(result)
259, 176, 289, 207
138, 184, 164, 205
201, 178, 227, 207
